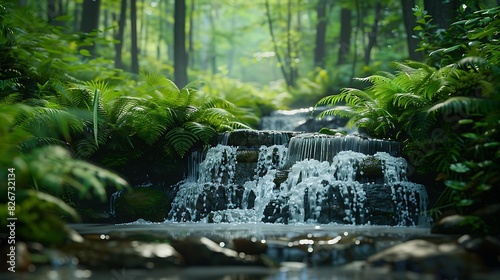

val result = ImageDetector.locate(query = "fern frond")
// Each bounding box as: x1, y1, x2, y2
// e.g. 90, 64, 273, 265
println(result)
200, 107, 235, 126
315, 93, 346, 107
165, 127, 198, 157
184, 121, 216, 144
393, 92, 430, 108
317, 106, 358, 119
428, 96, 496, 116
355, 73, 394, 85
19, 136, 70, 152
20, 107, 84, 141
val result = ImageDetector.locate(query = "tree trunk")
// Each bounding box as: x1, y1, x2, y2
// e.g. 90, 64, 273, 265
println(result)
130, 0, 139, 74
80, 0, 101, 57
73, 1, 80, 33
350, 0, 361, 84
208, 5, 217, 75
423, 0, 459, 30
156, 0, 163, 61
265, 0, 292, 87
47, 0, 56, 23
314, 0, 328, 67
188, 0, 195, 68
337, 8, 351, 65
401, 0, 423, 61
114, 0, 127, 70
363, 0, 382, 65
174, 0, 188, 88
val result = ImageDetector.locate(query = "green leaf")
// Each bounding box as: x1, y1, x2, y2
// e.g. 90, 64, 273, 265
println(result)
443, 45, 462, 53
444, 180, 467, 190
79, 49, 91, 57
457, 199, 474, 207
450, 163, 470, 173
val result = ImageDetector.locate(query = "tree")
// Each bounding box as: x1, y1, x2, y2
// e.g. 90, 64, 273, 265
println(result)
80, 0, 101, 57
130, 0, 139, 74
401, 0, 423, 61
363, 0, 382, 65
114, 0, 127, 70
423, 0, 460, 30
174, 0, 188, 88
337, 7, 352, 65
314, 0, 328, 67
264, 0, 299, 88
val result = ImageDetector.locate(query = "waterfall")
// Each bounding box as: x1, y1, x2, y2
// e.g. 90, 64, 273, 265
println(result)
165, 130, 428, 226
285, 133, 400, 168
241, 145, 288, 222
168, 145, 239, 221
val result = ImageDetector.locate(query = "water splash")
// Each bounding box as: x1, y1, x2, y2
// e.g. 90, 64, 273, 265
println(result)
165, 132, 428, 226
168, 145, 238, 221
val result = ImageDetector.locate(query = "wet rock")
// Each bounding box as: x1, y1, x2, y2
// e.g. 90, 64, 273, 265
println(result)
218, 129, 299, 147
62, 239, 183, 269
114, 187, 169, 223
236, 150, 259, 163
232, 238, 268, 255
431, 214, 488, 235
458, 235, 500, 269
367, 239, 486, 279
170, 237, 271, 266
357, 155, 383, 183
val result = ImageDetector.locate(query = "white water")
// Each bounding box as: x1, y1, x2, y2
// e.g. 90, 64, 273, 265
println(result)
165, 139, 428, 226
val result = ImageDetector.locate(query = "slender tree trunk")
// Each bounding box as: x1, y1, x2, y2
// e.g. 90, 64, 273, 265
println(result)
208, 5, 217, 75
114, 0, 127, 70
337, 8, 352, 65
156, 0, 163, 61
130, 0, 139, 74
350, 0, 361, 84
140, 0, 146, 56
314, 0, 328, 67
265, 0, 292, 87
401, 0, 423, 61
80, 0, 101, 57
188, 0, 195, 68
174, 0, 188, 87
47, 0, 56, 23
73, 1, 80, 33
286, 0, 293, 84
363, 0, 382, 65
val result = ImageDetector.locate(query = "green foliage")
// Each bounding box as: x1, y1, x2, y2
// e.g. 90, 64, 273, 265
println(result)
315, 5, 500, 225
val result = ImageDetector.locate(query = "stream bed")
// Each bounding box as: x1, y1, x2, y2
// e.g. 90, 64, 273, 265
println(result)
5, 222, 493, 280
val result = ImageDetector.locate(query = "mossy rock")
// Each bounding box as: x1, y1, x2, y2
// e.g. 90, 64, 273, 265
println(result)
114, 187, 169, 223
236, 150, 259, 163
318, 127, 347, 136
359, 156, 383, 177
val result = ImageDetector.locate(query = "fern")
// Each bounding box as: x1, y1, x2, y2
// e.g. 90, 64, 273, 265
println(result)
165, 127, 198, 157
427, 96, 496, 116
184, 121, 217, 144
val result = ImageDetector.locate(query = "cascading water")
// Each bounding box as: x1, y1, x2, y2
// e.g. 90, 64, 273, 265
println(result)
165, 130, 429, 226
168, 145, 240, 222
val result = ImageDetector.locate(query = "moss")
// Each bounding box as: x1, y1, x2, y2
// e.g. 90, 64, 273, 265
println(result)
319, 127, 346, 136
359, 156, 383, 177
